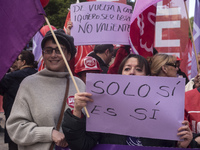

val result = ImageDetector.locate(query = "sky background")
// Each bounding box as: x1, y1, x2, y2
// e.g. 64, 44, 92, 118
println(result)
189, 0, 195, 17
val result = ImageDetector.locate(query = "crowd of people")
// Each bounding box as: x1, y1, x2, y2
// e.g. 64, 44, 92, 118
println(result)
0, 24, 200, 150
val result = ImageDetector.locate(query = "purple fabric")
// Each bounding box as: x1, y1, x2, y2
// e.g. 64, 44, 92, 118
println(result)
92, 144, 194, 150
0, 0, 45, 80
32, 31, 43, 69
191, 0, 200, 78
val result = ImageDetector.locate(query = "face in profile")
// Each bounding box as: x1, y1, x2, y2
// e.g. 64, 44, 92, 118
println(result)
164, 63, 178, 77
122, 57, 146, 76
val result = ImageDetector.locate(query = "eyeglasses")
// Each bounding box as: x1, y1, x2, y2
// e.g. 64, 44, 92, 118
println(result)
42, 47, 67, 54
165, 63, 178, 68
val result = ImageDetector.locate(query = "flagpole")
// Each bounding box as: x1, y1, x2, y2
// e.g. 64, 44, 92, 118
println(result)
184, 0, 200, 74
44, 16, 90, 118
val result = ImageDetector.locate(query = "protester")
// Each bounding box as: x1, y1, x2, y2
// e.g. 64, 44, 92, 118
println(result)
0, 50, 38, 150
184, 87, 200, 148
185, 52, 200, 91
62, 54, 194, 150
176, 56, 189, 84
150, 53, 200, 148
88, 44, 114, 73
6, 29, 85, 150
75, 56, 102, 83
107, 45, 130, 74
9, 60, 19, 73
150, 53, 178, 77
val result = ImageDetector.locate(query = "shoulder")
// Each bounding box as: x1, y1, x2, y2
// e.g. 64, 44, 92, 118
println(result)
69, 76, 85, 92
185, 88, 199, 104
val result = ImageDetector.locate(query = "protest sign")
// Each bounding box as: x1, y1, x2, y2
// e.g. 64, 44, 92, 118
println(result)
86, 73, 185, 141
70, 1, 132, 45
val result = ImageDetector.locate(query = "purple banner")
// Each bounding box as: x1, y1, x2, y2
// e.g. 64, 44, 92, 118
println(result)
92, 144, 194, 150
86, 73, 185, 141
191, 0, 200, 78
32, 31, 43, 69
0, 0, 45, 80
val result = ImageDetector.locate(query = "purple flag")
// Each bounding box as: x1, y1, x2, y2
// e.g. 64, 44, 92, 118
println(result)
32, 31, 43, 69
0, 0, 45, 80
191, 0, 200, 78
92, 144, 195, 150
130, 0, 162, 23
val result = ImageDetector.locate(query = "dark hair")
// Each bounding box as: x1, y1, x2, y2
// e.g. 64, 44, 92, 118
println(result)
94, 44, 114, 54
118, 54, 151, 75
20, 51, 38, 68
41, 29, 76, 60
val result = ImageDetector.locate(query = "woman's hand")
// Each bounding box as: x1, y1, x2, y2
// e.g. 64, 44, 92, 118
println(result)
52, 129, 68, 147
73, 92, 93, 118
177, 120, 193, 148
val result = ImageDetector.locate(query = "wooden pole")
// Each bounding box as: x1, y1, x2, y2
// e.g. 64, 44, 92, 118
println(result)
44, 16, 90, 118
184, 0, 200, 74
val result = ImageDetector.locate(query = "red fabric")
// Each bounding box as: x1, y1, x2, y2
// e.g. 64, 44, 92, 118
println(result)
38, 58, 45, 71
185, 88, 200, 133
64, 10, 71, 32
107, 45, 129, 74
40, 25, 57, 37
64, 11, 94, 75
129, 5, 156, 58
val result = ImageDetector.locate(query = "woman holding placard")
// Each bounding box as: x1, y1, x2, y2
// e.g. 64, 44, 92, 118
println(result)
62, 54, 195, 149
150, 53, 200, 148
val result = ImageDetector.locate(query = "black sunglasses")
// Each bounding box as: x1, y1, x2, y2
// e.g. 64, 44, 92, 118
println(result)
165, 63, 178, 68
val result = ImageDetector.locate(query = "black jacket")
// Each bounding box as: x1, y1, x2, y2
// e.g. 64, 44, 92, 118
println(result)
88, 52, 108, 73
62, 109, 179, 150
0, 67, 37, 143
177, 69, 189, 85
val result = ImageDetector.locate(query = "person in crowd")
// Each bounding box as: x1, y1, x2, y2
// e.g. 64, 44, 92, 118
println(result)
150, 53, 200, 148
0, 50, 38, 150
88, 44, 114, 73
185, 52, 200, 91
107, 45, 130, 74
6, 29, 85, 150
176, 56, 189, 84
184, 87, 200, 148
75, 56, 102, 83
9, 60, 19, 73
150, 53, 178, 77
62, 54, 194, 150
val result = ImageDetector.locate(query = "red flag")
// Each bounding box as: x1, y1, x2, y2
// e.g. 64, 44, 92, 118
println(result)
64, 11, 93, 75
129, 5, 157, 58
0, 0, 45, 80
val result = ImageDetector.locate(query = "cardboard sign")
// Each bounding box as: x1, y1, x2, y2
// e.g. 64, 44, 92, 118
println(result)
70, 1, 132, 45
86, 73, 185, 141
